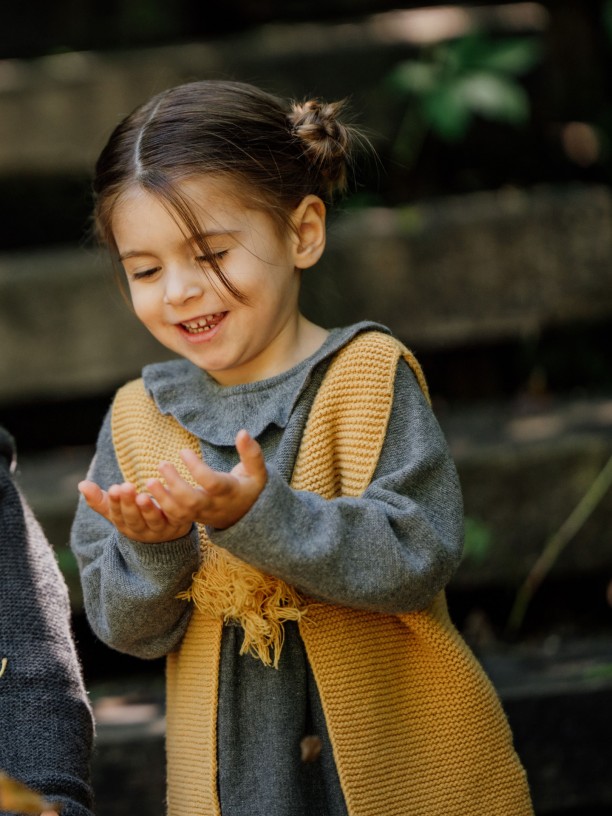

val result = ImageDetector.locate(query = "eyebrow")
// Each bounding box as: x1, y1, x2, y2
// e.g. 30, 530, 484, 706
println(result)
117, 230, 240, 262
117, 250, 152, 262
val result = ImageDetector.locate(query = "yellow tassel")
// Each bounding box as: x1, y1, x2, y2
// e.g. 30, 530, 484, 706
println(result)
177, 529, 307, 668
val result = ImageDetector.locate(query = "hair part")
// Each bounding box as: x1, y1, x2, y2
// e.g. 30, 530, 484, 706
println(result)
93, 80, 366, 297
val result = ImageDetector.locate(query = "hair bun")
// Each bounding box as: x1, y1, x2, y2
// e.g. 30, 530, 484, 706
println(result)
288, 98, 353, 195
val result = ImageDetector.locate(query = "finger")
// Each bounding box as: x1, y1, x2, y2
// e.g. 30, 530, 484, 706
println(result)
157, 460, 196, 491
144, 476, 173, 506
178, 450, 231, 496
107, 482, 134, 516
106, 483, 149, 531
235, 430, 267, 481
153, 462, 215, 504
134, 491, 172, 530
78, 479, 107, 509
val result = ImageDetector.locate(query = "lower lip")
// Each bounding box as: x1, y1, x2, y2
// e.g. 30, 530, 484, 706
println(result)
177, 313, 227, 344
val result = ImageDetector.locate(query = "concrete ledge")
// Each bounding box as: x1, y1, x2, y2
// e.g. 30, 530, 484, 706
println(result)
0, 7, 549, 174
447, 395, 612, 586
0, 247, 174, 403
2, 185, 612, 404
307, 184, 612, 347
479, 637, 612, 814
0, 15, 415, 174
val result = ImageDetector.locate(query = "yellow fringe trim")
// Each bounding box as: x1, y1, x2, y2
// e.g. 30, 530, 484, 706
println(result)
177, 526, 307, 669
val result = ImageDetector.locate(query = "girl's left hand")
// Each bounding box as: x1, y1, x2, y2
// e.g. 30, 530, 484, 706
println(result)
144, 429, 267, 531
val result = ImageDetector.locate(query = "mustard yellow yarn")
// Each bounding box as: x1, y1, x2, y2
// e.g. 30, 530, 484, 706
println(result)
111, 378, 306, 669
112, 331, 533, 816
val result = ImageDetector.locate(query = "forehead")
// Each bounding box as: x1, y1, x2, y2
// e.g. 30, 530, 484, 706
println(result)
114, 175, 244, 219
111, 176, 294, 260
111, 176, 251, 242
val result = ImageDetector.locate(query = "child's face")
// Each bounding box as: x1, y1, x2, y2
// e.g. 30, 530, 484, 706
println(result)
112, 177, 319, 385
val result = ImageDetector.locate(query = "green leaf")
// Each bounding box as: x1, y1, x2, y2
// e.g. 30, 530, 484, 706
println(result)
443, 34, 490, 71
424, 84, 473, 140
387, 61, 439, 95
469, 37, 542, 75
455, 73, 530, 124
463, 517, 493, 564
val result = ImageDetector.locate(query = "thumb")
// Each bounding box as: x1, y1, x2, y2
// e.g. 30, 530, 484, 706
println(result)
235, 430, 267, 483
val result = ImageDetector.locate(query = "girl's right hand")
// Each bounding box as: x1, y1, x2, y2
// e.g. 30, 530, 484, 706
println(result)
77, 479, 193, 543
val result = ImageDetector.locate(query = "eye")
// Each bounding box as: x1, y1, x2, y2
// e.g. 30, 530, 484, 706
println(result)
196, 249, 230, 265
130, 266, 161, 281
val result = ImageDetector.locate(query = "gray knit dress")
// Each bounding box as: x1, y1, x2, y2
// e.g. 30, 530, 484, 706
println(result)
71, 322, 464, 816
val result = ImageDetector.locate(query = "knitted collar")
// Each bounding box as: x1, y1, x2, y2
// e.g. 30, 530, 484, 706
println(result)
141, 321, 387, 445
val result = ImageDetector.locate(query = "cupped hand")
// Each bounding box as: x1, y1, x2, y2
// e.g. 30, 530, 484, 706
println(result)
146, 428, 267, 531
78, 430, 267, 542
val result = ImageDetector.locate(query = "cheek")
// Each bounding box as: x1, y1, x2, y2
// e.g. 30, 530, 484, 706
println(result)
128, 286, 156, 323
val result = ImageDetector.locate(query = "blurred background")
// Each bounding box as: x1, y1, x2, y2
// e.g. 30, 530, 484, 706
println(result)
1, 1, 612, 813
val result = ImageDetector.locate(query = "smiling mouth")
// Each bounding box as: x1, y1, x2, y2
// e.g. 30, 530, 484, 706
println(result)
180, 312, 227, 333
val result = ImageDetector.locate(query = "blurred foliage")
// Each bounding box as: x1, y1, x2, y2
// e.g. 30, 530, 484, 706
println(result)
387, 33, 543, 167
463, 516, 493, 565
0, 0, 422, 59
56, 546, 83, 611
604, 0, 612, 44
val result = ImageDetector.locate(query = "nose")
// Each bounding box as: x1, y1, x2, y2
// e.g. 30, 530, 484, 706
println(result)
163, 264, 205, 306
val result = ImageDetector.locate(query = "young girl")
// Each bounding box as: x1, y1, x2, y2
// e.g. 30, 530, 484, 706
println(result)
71, 80, 532, 816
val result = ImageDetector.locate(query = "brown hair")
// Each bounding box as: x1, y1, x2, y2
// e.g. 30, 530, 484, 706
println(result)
93, 80, 363, 299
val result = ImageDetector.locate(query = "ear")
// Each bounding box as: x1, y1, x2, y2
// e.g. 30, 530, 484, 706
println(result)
291, 195, 326, 270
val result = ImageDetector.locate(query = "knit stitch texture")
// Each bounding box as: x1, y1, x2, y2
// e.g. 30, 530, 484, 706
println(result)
112, 331, 533, 816
0, 427, 94, 816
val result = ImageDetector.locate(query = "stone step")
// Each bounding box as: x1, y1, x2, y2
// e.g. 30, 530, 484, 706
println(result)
0, 7, 546, 174
88, 635, 612, 815
0, 247, 173, 404
0, 13, 416, 175
313, 184, 612, 349
2, 185, 612, 404
11, 392, 612, 606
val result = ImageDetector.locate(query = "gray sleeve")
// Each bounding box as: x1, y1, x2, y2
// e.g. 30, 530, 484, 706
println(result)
209, 361, 464, 613
0, 427, 94, 816
70, 410, 201, 659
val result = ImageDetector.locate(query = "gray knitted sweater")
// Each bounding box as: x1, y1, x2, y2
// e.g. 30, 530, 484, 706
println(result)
0, 426, 94, 816
71, 322, 464, 816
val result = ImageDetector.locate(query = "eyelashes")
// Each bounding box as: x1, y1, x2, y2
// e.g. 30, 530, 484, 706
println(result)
131, 266, 161, 280
128, 250, 231, 281
196, 249, 230, 266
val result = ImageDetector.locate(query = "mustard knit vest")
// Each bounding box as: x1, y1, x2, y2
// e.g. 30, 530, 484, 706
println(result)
111, 331, 533, 816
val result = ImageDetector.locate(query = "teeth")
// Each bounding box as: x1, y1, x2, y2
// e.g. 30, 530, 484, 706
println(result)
181, 313, 224, 333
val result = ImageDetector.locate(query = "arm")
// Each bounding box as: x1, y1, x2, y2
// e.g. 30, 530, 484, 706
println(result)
209, 361, 464, 613
70, 412, 201, 659
0, 427, 94, 816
